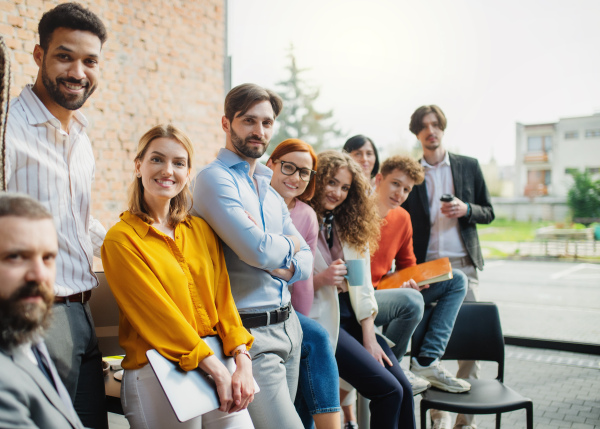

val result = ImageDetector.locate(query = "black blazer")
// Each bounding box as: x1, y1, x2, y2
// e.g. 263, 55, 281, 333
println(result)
401, 153, 494, 270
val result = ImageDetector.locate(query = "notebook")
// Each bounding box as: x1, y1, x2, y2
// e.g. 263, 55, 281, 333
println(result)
146, 335, 259, 422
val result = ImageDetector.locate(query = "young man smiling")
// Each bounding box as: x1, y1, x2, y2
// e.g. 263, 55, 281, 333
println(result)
370, 156, 470, 398
193, 83, 312, 429
5, 4, 108, 428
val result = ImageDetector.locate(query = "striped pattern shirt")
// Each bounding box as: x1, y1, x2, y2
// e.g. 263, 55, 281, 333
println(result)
5, 85, 106, 296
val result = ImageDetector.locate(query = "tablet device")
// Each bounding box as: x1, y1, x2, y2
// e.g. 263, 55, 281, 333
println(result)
146, 335, 258, 422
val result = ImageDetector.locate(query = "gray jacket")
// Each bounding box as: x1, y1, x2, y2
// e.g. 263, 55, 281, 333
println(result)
0, 343, 85, 429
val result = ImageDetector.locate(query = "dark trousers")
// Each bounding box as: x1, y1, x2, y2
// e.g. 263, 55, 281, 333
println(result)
336, 293, 416, 429
45, 301, 108, 429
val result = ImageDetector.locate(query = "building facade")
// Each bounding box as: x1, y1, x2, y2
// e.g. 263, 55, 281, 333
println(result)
515, 112, 600, 199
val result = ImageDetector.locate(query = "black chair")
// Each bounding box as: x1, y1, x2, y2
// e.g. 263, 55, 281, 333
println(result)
411, 302, 533, 429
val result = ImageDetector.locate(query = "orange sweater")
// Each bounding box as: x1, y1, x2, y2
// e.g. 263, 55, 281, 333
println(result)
370, 207, 417, 288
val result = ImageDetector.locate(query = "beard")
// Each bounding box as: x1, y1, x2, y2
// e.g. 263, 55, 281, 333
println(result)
41, 57, 96, 111
0, 281, 54, 349
230, 127, 269, 159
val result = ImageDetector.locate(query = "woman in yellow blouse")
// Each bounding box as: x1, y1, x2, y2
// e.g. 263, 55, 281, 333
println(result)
102, 124, 255, 429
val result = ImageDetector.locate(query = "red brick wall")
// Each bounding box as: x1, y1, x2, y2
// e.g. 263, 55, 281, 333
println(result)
2, 0, 226, 231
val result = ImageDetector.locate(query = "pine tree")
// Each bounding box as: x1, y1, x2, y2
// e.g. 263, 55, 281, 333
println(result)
270, 47, 342, 154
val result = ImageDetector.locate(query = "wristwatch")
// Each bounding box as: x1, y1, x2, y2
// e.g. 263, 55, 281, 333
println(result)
233, 348, 252, 361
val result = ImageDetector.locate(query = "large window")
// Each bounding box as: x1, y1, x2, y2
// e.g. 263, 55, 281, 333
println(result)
527, 135, 552, 152
585, 129, 600, 138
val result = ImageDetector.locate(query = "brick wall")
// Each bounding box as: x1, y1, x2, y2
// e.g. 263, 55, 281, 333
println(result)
1, 0, 226, 231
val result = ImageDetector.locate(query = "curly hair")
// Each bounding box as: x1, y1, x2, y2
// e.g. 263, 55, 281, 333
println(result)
308, 150, 381, 253
380, 155, 425, 185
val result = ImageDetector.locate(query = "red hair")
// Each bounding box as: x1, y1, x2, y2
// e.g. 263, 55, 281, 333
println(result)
268, 139, 318, 202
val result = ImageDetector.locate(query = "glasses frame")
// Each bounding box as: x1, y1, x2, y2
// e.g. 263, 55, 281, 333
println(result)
274, 160, 316, 183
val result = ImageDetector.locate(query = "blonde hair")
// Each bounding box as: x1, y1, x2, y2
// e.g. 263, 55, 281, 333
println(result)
128, 124, 194, 227
309, 150, 381, 253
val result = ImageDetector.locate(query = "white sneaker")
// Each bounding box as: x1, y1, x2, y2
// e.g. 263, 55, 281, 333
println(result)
404, 369, 431, 395
411, 358, 471, 393
431, 413, 452, 429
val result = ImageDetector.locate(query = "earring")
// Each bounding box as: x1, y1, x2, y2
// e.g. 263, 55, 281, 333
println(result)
136, 173, 141, 178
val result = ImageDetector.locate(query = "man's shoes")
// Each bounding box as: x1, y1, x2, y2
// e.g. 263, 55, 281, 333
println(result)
344, 422, 359, 429
411, 358, 471, 393
431, 413, 452, 429
404, 369, 431, 395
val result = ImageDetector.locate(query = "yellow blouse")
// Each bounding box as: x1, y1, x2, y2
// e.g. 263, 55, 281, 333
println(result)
101, 211, 253, 371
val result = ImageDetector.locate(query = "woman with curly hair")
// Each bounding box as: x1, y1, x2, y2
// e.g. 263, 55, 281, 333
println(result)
308, 150, 415, 429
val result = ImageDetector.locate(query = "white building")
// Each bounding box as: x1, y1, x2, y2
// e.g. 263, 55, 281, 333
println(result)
515, 112, 600, 199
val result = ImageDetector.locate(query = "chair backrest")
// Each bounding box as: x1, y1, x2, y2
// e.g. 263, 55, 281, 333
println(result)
411, 302, 505, 380
90, 272, 125, 356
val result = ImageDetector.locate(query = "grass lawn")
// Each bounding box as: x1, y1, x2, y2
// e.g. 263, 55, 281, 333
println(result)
478, 219, 552, 242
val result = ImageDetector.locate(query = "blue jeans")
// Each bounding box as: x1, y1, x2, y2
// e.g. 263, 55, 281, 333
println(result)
374, 288, 424, 360
294, 312, 340, 428
417, 269, 468, 359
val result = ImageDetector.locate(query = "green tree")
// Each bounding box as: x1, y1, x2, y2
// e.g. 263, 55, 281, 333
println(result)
567, 171, 600, 226
270, 47, 342, 154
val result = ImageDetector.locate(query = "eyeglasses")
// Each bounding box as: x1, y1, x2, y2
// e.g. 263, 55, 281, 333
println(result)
274, 160, 316, 182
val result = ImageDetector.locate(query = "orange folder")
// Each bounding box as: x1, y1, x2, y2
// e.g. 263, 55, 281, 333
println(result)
378, 257, 453, 290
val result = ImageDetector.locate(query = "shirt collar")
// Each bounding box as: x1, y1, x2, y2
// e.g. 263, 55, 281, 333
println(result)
19, 85, 89, 130
421, 150, 451, 169
216, 148, 273, 179
120, 211, 192, 239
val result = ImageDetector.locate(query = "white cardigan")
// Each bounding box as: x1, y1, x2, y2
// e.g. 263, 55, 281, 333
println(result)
308, 238, 378, 350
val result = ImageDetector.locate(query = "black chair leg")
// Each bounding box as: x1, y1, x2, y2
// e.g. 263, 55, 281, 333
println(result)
420, 403, 428, 429
496, 413, 501, 429
526, 402, 534, 429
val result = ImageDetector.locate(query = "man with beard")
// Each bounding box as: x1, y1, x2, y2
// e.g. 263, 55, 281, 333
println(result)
5, 4, 108, 428
193, 83, 312, 429
0, 193, 85, 429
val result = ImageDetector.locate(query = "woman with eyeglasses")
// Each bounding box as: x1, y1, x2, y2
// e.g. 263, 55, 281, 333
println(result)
266, 139, 341, 429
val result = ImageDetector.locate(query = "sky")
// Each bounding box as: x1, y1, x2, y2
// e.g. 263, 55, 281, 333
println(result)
227, 0, 600, 166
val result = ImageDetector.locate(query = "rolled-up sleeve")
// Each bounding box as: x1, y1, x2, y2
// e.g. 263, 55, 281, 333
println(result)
102, 238, 213, 371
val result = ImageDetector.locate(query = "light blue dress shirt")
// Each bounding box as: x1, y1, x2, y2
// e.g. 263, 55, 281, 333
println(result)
192, 148, 312, 312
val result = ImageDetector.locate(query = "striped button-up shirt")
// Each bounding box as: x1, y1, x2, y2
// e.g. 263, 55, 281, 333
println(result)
5, 85, 106, 296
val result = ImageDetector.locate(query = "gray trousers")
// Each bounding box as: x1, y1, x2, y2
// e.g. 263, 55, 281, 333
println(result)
246, 307, 304, 429
45, 301, 108, 429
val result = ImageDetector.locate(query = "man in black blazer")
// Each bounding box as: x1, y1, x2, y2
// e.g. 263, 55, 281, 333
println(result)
0, 194, 84, 429
402, 105, 494, 429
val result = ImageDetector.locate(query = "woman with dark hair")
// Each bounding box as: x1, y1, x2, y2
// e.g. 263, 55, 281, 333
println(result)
266, 139, 341, 429
308, 151, 415, 429
102, 125, 255, 429
342, 135, 380, 180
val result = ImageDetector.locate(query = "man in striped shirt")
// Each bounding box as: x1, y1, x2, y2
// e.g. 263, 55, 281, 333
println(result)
5, 4, 109, 428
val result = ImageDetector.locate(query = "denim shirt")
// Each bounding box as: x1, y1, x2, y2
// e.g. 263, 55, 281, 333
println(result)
192, 148, 312, 312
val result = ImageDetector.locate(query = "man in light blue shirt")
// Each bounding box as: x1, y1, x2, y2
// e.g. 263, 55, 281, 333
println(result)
193, 83, 312, 429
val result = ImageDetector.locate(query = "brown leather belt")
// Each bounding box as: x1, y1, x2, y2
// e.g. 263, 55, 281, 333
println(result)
240, 304, 291, 329
54, 290, 92, 304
